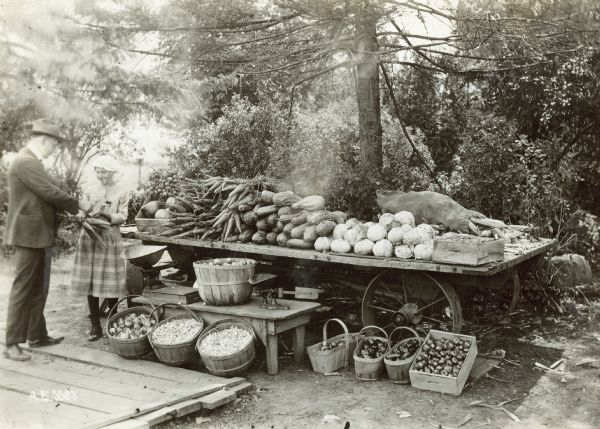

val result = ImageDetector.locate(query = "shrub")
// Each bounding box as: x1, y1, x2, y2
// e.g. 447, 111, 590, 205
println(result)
562, 210, 600, 271
173, 95, 284, 179
448, 108, 573, 235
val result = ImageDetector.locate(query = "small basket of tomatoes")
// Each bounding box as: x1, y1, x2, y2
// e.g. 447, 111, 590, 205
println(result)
353, 326, 389, 381
384, 327, 422, 384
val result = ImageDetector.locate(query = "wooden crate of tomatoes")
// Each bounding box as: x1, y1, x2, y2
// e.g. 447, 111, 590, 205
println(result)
409, 330, 477, 395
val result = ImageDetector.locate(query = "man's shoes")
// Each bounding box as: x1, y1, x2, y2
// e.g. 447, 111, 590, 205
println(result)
3, 345, 31, 361
28, 336, 64, 348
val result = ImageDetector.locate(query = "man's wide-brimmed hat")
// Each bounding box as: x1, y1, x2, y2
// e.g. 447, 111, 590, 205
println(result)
30, 118, 65, 141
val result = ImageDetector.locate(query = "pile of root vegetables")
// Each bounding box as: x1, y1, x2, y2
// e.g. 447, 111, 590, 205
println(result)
137, 174, 536, 258
138, 175, 277, 240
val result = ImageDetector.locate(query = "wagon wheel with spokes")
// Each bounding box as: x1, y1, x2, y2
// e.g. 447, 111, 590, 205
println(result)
361, 270, 463, 335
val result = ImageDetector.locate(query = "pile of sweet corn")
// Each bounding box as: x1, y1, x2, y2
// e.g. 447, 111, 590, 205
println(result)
151, 318, 202, 345
198, 326, 253, 357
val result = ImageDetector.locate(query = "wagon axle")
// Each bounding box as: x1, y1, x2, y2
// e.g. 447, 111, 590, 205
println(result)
391, 303, 422, 327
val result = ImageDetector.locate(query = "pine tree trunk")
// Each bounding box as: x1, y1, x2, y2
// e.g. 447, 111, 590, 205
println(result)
355, 13, 382, 173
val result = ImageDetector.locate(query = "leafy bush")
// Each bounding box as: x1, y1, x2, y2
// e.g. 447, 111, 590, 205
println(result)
172, 95, 284, 179
447, 107, 573, 234
562, 210, 600, 270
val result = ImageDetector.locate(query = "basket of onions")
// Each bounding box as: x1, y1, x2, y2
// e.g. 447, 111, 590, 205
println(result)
106, 295, 156, 359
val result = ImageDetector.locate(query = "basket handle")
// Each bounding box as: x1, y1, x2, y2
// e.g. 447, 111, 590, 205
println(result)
322, 318, 351, 368
358, 325, 389, 342
358, 325, 390, 355
388, 326, 420, 346
106, 294, 155, 330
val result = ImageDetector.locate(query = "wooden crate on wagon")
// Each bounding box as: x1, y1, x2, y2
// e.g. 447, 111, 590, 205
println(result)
432, 235, 505, 266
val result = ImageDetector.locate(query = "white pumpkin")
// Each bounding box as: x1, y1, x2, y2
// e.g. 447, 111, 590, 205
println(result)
343, 228, 359, 245
330, 239, 352, 253
402, 228, 423, 246
394, 211, 415, 227
415, 223, 435, 240
373, 239, 393, 258
399, 224, 413, 234
354, 239, 375, 255
363, 221, 376, 229
314, 237, 331, 252
394, 244, 414, 259
332, 224, 349, 240
387, 227, 405, 245
414, 243, 433, 260
378, 213, 396, 230
367, 224, 388, 242
345, 225, 367, 245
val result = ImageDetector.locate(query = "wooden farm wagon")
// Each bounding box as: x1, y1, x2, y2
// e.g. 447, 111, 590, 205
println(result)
129, 231, 554, 334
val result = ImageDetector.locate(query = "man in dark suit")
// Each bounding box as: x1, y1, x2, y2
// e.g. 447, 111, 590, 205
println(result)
3, 118, 91, 361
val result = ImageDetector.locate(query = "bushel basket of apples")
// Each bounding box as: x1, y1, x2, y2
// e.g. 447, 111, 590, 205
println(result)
409, 329, 478, 395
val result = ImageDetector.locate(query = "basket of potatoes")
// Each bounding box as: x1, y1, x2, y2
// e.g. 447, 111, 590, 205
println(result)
148, 304, 204, 366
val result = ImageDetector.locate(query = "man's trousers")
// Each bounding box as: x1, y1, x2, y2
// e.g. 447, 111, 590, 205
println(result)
5, 246, 52, 345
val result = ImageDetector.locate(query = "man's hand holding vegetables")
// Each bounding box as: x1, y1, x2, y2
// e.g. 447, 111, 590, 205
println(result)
3, 119, 91, 361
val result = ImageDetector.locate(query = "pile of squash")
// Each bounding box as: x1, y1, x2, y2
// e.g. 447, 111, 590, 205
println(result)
244, 191, 348, 248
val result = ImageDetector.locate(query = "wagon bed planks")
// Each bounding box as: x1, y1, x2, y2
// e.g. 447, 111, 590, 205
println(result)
0, 342, 250, 429
134, 232, 554, 276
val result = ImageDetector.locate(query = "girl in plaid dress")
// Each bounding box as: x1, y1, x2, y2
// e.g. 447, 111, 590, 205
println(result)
71, 155, 130, 341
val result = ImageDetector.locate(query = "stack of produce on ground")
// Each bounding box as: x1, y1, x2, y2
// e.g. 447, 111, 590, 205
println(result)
357, 338, 388, 359
197, 326, 254, 356
150, 318, 203, 345
412, 336, 472, 377
386, 338, 421, 361
108, 313, 155, 340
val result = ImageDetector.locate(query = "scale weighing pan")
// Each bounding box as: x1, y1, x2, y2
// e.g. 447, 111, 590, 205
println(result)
123, 245, 167, 269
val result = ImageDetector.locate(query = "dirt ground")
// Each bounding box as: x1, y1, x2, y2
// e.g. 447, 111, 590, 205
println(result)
1, 254, 599, 429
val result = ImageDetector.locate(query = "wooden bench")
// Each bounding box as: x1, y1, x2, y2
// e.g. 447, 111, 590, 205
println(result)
134, 296, 320, 375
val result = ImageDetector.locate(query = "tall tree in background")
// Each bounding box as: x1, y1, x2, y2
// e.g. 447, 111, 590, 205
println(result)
86, 0, 600, 184
0, 0, 185, 191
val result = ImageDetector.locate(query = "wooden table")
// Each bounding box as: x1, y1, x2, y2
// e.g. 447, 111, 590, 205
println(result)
135, 296, 320, 375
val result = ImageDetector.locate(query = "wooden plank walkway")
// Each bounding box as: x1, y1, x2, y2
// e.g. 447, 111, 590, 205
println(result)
0, 342, 252, 429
